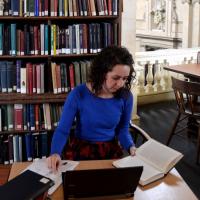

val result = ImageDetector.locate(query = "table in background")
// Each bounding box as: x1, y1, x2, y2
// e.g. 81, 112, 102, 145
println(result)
164, 63, 200, 80
9, 160, 198, 200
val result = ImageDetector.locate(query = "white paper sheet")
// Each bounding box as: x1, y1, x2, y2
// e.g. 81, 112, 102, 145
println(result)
23, 158, 79, 195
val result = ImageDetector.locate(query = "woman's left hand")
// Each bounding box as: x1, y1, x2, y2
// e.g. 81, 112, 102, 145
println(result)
129, 146, 137, 156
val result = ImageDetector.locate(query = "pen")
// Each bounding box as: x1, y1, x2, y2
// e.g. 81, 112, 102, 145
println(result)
62, 161, 68, 165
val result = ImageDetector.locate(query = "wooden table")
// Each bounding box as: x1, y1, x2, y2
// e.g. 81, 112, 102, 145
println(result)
8, 160, 198, 200
164, 63, 200, 80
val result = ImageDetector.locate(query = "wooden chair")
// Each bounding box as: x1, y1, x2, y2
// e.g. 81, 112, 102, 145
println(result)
166, 77, 200, 164
129, 121, 151, 147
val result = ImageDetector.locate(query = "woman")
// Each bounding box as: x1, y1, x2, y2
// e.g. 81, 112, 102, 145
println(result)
47, 46, 136, 171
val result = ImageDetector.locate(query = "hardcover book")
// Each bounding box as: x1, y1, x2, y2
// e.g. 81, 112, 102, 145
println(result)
0, 170, 54, 200
113, 139, 183, 186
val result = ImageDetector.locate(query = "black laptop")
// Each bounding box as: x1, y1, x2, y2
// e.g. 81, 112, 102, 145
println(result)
62, 166, 143, 200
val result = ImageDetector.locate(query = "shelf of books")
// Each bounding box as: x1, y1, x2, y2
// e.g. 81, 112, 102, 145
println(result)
0, 0, 122, 164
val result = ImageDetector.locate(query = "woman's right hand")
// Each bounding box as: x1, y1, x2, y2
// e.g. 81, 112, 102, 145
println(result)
47, 153, 61, 172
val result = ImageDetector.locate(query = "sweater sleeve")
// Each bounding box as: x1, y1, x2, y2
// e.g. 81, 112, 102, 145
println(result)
50, 89, 79, 155
116, 93, 135, 151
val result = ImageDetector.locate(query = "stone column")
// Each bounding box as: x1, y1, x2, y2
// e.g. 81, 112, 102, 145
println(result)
181, 0, 192, 48
121, 0, 136, 55
122, 1, 138, 121
192, 0, 200, 46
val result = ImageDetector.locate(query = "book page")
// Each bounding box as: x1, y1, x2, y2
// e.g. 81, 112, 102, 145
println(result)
136, 139, 183, 173
113, 156, 164, 186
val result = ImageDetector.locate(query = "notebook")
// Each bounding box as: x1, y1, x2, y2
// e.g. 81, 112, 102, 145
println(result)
62, 166, 143, 200
0, 170, 54, 200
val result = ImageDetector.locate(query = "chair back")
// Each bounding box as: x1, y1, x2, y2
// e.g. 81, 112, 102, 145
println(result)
171, 77, 200, 115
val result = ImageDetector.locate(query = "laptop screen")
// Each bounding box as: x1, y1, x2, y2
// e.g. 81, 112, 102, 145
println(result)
62, 166, 143, 200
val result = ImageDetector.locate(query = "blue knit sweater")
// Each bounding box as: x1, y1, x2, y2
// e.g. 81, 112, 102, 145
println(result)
50, 84, 134, 155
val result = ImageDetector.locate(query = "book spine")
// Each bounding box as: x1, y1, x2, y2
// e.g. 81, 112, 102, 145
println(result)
26, 62, 33, 94
35, 0, 39, 16
13, 135, 19, 162
26, 104, 30, 130
7, 104, 14, 131
73, 62, 81, 86
44, 25, 48, 55
29, 0, 34, 16
69, 63, 75, 90
45, 103, 52, 130
6, 61, 14, 93
24, 0, 28, 17
18, 135, 23, 162
10, 24, 16, 55
19, 0, 23, 17
12, 0, 19, 16
1, 105, 8, 131
0, 24, 3, 55
0, 61, 7, 93
41, 132, 48, 158
30, 104, 35, 131
64, 0, 68, 16
25, 133, 33, 161
20, 30, 25, 55
32, 64, 36, 93
2, 136, 9, 164
55, 64, 62, 93
14, 104, 23, 131
35, 104, 39, 130
36, 64, 41, 94
34, 26, 39, 55
32, 132, 40, 159
40, 63, 45, 93
23, 104, 28, 130
8, 135, 14, 164
3, 0, 9, 16
29, 26, 35, 55
51, 62, 58, 94
40, 24, 44, 55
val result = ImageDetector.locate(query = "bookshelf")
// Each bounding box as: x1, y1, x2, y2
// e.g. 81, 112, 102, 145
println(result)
0, 0, 122, 164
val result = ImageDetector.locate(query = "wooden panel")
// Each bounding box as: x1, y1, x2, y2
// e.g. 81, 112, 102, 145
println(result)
0, 164, 11, 185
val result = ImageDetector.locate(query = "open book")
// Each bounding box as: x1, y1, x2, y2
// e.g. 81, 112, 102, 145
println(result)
113, 139, 183, 186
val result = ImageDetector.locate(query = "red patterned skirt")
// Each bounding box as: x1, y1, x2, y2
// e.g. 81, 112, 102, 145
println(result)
64, 137, 123, 161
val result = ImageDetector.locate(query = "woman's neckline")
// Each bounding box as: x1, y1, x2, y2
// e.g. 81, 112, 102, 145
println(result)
84, 83, 115, 100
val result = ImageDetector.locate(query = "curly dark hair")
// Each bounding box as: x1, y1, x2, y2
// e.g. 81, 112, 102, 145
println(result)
88, 45, 135, 98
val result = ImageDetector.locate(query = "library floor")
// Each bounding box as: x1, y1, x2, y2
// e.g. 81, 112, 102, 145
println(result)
138, 100, 200, 199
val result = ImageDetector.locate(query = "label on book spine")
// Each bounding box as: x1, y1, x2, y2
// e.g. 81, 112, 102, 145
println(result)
53, 88, 58, 94
8, 124, 14, 129
11, 50, 16, 55
13, 11, 19, 16
17, 125, 22, 129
